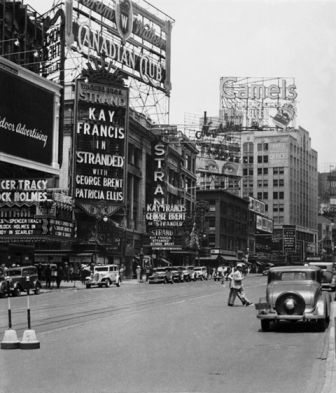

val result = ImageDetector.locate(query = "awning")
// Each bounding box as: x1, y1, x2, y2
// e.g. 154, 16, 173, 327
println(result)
221, 256, 239, 261
160, 257, 172, 266
199, 256, 218, 261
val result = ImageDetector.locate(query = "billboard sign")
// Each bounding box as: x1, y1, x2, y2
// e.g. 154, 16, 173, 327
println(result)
219, 77, 297, 129
0, 57, 60, 173
0, 217, 74, 239
256, 215, 273, 233
0, 179, 48, 204
145, 137, 185, 250
283, 225, 296, 252
71, 0, 172, 93
74, 80, 128, 206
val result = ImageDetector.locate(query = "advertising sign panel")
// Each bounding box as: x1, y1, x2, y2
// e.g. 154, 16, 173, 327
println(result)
0, 179, 48, 204
0, 67, 55, 166
256, 215, 273, 233
145, 138, 185, 250
0, 218, 74, 239
283, 225, 296, 252
71, 0, 172, 94
219, 77, 297, 129
249, 197, 266, 215
74, 80, 128, 205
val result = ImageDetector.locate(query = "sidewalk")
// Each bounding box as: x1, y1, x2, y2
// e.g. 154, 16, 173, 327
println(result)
41, 279, 140, 292
321, 302, 336, 393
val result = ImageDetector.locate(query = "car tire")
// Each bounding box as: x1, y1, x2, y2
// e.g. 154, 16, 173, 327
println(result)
86, 284, 91, 289
261, 319, 271, 331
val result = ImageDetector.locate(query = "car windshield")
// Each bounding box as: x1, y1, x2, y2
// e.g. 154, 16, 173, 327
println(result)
95, 267, 108, 272
154, 268, 167, 272
6, 269, 22, 276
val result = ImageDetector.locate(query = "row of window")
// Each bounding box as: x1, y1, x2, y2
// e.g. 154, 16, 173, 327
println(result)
257, 179, 285, 187
257, 191, 285, 200
243, 166, 285, 176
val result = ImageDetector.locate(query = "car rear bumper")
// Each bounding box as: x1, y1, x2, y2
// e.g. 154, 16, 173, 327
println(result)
257, 313, 324, 321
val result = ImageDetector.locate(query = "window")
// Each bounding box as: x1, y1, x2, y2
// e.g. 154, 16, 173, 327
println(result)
257, 192, 262, 199
258, 156, 262, 163
257, 143, 263, 151
208, 216, 216, 228
257, 168, 262, 175
263, 155, 268, 163
273, 192, 278, 199
273, 179, 278, 187
279, 192, 284, 199
263, 168, 268, 175
263, 192, 268, 199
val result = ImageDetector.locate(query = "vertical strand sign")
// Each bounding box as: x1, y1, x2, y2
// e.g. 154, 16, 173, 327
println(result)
74, 80, 128, 208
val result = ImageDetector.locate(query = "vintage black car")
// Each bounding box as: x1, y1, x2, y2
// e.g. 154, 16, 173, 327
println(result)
5, 266, 42, 296
256, 266, 331, 332
148, 267, 174, 284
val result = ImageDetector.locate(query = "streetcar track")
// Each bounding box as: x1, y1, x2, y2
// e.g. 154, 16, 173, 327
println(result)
0, 287, 223, 334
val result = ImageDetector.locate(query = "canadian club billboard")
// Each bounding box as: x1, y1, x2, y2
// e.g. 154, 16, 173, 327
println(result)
74, 80, 128, 208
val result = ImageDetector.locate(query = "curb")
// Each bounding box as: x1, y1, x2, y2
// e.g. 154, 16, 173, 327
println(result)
321, 302, 336, 393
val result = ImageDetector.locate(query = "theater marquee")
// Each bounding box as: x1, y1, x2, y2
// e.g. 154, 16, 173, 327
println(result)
74, 80, 128, 206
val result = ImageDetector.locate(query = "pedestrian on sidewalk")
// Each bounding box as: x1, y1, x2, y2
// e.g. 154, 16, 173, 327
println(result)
45, 264, 51, 289
136, 265, 141, 282
227, 264, 253, 307
56, 265, 63, 289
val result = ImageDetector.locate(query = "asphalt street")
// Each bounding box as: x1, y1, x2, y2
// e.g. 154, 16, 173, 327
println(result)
0, 275, 334, 393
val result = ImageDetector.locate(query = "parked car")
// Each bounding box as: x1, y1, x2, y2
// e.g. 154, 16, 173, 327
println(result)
0, 267, 9, 297
5, 266, 42, 296
186, 266, 196, 281
308, 262, 336, 292
171, 266, 182, 282
177, 266, 191, 282
194, 266, 208, 280
85, 264, 121, 288
255, 265, 331, 332
148, 267, 174, 284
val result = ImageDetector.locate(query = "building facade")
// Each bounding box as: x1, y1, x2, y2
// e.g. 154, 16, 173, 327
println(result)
241, 126, 318, 262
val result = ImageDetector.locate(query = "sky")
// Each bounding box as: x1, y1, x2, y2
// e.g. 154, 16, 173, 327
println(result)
26, 0, 336, 170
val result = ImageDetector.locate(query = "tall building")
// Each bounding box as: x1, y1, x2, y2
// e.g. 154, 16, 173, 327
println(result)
241, 126, 318, 261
